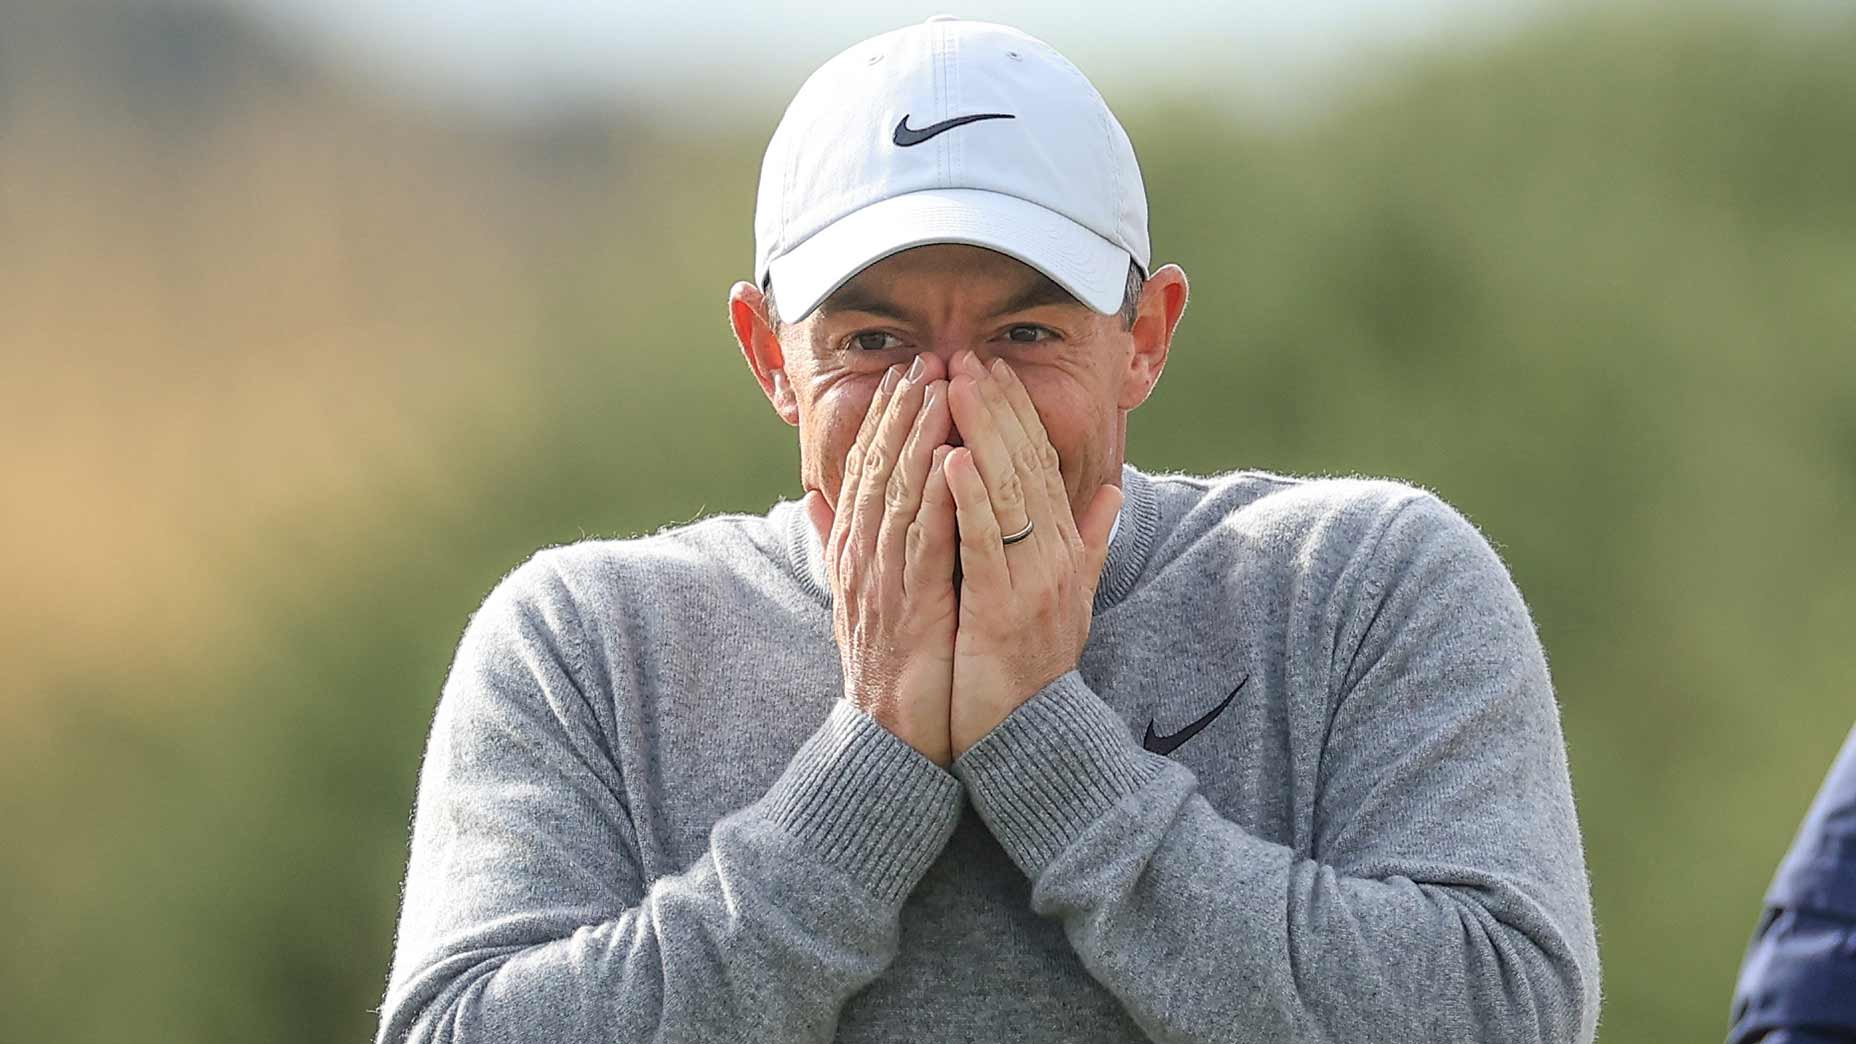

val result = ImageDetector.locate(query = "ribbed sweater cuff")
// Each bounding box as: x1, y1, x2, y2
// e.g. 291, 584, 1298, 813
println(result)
756, 698, 964, 905
952, 671, 1166, 880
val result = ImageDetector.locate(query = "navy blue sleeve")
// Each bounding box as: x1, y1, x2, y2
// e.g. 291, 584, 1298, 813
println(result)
1727, 726, 1856, 1044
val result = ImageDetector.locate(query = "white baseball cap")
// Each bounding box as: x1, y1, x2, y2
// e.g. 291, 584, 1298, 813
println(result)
753, 16, 1151, 323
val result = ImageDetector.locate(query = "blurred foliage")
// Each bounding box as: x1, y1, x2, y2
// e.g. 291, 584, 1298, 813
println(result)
3, 3, 1853, 1042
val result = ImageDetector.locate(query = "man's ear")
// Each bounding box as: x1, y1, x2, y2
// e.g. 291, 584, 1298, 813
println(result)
729, 281, 799, 426
1118, 263, 1189, 412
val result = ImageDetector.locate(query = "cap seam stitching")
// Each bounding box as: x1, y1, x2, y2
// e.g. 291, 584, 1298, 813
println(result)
937, 24, 950, 190
780, 106, 799, 269
951, 28, 964, 189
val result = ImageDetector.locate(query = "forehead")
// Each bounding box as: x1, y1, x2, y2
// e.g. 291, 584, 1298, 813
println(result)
814, 244, 1083, 319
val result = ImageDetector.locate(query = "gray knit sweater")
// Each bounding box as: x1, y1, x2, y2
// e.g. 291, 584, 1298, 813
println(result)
374, 464, 1600, 1043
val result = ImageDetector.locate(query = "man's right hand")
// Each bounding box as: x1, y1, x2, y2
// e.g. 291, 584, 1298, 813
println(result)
803, 354, 958, 768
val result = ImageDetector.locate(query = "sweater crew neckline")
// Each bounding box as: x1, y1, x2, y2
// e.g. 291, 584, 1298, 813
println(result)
783, 463, 1161, 614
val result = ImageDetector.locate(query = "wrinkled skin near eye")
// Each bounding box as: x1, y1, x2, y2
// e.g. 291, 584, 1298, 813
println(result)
728, 243, 1188, 532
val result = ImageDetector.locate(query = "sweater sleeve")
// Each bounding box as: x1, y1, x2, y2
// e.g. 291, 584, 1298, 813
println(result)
950, 493, 1601, 1044
373, 554, 965, 1044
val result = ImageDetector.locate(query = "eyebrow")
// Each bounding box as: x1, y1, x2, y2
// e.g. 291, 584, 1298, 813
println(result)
815, 272, 1084, 323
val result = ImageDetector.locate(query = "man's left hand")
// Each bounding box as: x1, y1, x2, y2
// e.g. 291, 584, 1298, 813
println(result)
942, 350, 1121, 760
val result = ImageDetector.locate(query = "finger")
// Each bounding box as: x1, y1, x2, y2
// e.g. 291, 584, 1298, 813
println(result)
988, 358, 1078, 550
833, 364, 903, 575
972, 357, 1058, 551
904, 443, 957, 599
1078, 482, 1123, 588
945, 446, 1011, 594
879, 378, 951, 583
946, 362, 1031, 543
849, 361, 929, 569
833, 364, 902, 542
965, 362, 1057, 590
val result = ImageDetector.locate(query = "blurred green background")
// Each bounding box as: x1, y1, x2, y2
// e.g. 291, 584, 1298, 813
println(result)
4, 2, 1852, 1041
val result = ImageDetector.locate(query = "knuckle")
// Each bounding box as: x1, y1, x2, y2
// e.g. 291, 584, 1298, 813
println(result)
1036, 441, 1060, 473
1012, 442, 1044, 476
863, 445, 887, 472
995, 470, 1025, 508
884, 471, 914, 512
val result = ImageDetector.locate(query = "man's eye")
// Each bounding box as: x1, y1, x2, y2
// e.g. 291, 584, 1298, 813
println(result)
1005, 325, 1054, 344
851, 331, 902, 351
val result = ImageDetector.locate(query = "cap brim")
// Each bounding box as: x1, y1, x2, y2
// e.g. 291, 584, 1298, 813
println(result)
765, 189, 1132, 323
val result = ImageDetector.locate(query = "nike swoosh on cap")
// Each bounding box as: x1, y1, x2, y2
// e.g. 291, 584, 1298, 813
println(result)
892, 112, 1015, 147
1142, 675, 1249, 756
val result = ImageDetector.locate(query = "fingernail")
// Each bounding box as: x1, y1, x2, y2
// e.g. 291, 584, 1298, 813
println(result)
906, 355, 925, 382
924, 380, 941, 408
990, 358, 1008, 380
881, 365, 901, 393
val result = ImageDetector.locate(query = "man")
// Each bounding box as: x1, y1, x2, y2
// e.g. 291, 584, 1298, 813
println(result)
1727, 726, 1856, 1044
374, 17, 1600, 1044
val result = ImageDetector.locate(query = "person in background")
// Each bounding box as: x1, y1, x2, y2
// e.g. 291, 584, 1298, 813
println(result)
1729, 725, 1856, 1043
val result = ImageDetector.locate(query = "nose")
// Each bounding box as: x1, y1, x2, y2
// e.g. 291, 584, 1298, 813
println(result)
911, 349, 953, 385
919, 349, 987, 447
921, 346, 998, 378
901, 352, 959, 445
